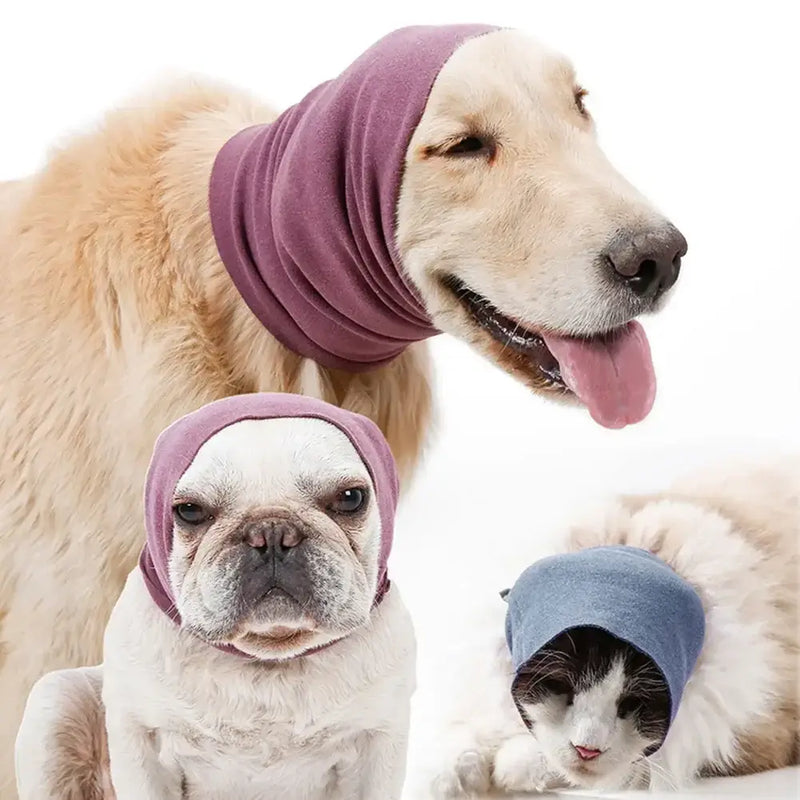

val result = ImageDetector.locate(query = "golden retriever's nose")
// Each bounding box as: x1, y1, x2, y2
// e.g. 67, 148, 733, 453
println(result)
604, 225, 687, 299
244, 519, 306, 558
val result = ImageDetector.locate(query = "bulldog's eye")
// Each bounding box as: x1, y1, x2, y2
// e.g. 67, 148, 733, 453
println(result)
574, 86, 589, 116
174, 502, 211, 525
329, 487, 366, 514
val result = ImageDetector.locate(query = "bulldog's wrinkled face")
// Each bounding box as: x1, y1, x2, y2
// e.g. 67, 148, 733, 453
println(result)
398, 29, 687, 429
168, 417, 380, 659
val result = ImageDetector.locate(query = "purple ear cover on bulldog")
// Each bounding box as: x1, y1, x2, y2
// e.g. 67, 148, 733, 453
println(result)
139, 393, 399, 657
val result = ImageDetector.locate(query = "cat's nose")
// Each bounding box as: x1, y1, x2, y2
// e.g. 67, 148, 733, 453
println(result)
573, 744, 603, 761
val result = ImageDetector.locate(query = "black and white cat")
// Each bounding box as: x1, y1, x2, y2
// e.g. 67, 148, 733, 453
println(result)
421, 459, 799, 795
510, 626, 672, 789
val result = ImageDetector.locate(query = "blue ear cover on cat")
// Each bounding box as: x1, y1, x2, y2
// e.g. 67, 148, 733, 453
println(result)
504, 546, 706, 731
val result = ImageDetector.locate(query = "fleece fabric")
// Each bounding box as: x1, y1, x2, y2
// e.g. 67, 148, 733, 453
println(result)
209, 25, 497, 371
504, 545, 705, 733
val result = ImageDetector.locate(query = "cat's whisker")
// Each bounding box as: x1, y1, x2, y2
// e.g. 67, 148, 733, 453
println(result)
647, 760, 679, 792
516, 666, 571, 692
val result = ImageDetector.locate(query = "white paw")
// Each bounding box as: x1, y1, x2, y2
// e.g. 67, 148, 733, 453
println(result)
431, 748, 492, 797
492, 735, 560, 793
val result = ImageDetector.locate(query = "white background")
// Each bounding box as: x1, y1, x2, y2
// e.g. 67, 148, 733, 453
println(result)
2, 1, 798, 797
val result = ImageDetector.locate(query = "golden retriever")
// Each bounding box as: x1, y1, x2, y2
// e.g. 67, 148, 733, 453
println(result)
0, 26, 684, 796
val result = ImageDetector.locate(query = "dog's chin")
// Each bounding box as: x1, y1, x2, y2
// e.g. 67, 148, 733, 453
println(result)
190, 611, 332, 660
197, 589, 365, 660
234, 625, 327, 660
233, 589, 324, 658
234, 609, 362, 660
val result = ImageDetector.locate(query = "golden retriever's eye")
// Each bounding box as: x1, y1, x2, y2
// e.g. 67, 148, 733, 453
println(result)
574, 86, 589, 117
174, 502, 212, 525
329, 487, 367, 514
445, 136, 487, 155
426, 134, 495, 160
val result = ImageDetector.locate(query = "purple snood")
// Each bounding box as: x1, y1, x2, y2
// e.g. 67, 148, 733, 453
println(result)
209, 25, 498, 371
139, 393, 399, 658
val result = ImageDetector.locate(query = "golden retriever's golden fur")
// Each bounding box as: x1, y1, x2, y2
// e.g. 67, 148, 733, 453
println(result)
1, 30, 684, 797
0, 82, 431, 798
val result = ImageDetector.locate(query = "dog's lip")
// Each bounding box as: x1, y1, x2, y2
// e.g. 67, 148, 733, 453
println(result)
441, 275, 569, 390
248, 588, 317, 631
243, 614, 319, 647
260, 624, 314, 642
441, 274, 659, 429
237, 625, 320, 657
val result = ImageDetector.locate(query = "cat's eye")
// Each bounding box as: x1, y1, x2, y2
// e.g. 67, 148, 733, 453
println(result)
329, 487, 367, 514
618, 696, 643, 719
541, 678, 574, 705
173, 502, 212, 526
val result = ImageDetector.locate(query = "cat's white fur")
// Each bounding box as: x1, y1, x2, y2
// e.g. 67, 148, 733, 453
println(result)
422, 458, 799, 795
516, 657, 658, 790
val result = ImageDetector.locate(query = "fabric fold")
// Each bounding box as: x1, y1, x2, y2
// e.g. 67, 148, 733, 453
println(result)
209, 25, 498, 370
139, 393, 399, 657
504, 545, 706, 738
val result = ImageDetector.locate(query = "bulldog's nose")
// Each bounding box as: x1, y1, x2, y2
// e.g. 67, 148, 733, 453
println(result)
604, 224, 687, 299
573, 743, 603, 761
244, 519, 305, 559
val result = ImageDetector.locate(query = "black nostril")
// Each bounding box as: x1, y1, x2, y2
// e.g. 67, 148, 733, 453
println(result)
627, 259, 658, 296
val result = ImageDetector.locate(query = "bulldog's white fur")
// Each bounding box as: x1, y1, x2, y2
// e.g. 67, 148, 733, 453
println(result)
16, 419, 415, 800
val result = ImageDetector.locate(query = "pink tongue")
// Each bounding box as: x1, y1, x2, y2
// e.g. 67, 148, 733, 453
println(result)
541, 321, 656, 429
